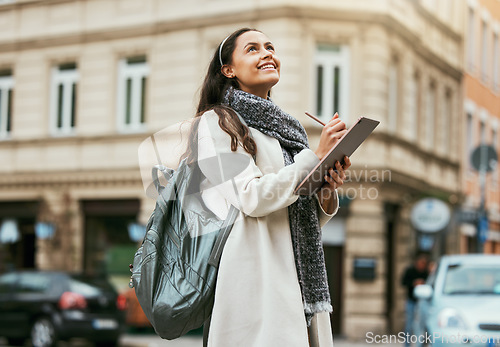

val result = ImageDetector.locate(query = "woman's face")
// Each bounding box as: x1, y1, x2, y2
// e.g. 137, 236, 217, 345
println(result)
224, 31, 281, 99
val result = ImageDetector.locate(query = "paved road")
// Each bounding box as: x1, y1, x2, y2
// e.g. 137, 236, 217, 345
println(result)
1, 333, 402, 347
121, 334, 203, 347
119, 333, 401, 347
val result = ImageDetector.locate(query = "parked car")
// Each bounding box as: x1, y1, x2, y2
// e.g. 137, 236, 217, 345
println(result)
0, 270, 126, 347
122, 287, 151, 329
414, 254, 500, 347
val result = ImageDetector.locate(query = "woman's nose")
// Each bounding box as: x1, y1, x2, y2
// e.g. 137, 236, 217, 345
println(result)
261, 49, 272, 60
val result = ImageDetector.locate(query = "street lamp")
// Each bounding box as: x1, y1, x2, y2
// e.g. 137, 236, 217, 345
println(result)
470, 144, 498, 253
0, 219, 20, 244
34, 222, 56, 240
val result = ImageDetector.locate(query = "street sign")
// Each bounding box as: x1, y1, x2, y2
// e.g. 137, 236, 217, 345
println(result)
458, 209, 480, 224
410, 198, 451, 233
471, 145, 498, 172
478, 215, 489, 243
418, 234, 435, 251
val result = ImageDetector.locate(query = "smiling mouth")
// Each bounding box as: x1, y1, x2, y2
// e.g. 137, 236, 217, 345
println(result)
258, 64, 276, 70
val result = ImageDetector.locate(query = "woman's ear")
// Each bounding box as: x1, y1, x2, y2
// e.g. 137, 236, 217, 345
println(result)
221, 65, 235, 79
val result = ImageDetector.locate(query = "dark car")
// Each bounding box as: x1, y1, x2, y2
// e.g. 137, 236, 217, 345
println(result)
0, 270, 126, 347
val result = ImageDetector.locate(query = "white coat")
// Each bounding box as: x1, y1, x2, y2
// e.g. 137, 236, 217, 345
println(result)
197, 110, 339, 347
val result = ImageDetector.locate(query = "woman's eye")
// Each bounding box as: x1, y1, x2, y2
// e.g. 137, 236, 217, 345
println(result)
266, 46, 275, 51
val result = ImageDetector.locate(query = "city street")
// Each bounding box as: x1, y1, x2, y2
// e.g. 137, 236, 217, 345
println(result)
0, 333, 401, 347
119, 333, 401, 347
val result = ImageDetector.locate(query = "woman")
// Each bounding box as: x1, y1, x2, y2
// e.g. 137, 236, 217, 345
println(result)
195, 28, 350, 347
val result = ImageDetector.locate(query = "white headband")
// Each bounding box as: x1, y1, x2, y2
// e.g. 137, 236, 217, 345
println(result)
218, 35, 230, 66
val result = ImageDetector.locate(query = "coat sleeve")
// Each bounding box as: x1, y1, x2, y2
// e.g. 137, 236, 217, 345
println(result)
197, 110, 320, 218
314, 190, 339, 228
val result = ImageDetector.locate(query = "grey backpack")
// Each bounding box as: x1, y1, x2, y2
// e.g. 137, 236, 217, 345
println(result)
129, 157, 239, 339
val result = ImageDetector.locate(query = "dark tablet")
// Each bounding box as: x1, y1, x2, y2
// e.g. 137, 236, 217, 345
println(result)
294, 116, 380, 196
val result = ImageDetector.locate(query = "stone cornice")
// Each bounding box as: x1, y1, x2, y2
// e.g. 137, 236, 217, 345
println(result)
0, 3, 462, 78
370, 131, 462, 200
0, 131, 150, 148
0, 167, 142, 189
371, 131, 461, 170
410, 0, 462, 42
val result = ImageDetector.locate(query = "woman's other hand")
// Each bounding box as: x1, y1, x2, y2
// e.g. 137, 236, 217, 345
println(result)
323, 156, 351, 192
314, 113, 347, 160
316, 156, 351, 214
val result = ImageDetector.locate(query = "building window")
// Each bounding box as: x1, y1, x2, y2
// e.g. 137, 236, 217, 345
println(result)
492, 127, 498, 186
481, 20, 488, 82
313, 45, 350, 122
440, 89, 451, 154
117, 56, 149, 132
468, 7, 475, 71
409, 71, 419, 142
50, 63, 78, 136
0, 70, 13, 139
480, 119, 486, 144
492, 128, 497, 151
387, 57, 399, 133
493, 32, 499, 90
426, 82, 435, 149
466, 112, 474, 170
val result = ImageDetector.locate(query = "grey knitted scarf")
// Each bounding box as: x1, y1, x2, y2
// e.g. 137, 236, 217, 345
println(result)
223, 87, 332, 325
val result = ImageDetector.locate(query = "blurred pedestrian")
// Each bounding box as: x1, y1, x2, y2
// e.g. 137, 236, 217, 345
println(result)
190, 28, 350, 347
401, 253, 429, 347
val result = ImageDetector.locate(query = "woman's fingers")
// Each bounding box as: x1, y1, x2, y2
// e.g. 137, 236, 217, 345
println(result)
322, 157, 351, 192
326, 120, 346, 133
324, 159, 350, 188
336, 162, 347, 180
326, 112, 339, 124
325, 166, 342, 188
343, 156, 351, 169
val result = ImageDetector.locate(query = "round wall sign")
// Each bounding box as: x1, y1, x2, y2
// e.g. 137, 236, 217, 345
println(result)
410, 198, 451, 233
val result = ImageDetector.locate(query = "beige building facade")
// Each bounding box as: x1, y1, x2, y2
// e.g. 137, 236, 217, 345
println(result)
0, 0, 464, 340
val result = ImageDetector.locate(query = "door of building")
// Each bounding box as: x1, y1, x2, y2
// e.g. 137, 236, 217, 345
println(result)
81, 199, 140, 284
323, 245, 343, 335
0, 201, 38, 272
321, 213, 346, 336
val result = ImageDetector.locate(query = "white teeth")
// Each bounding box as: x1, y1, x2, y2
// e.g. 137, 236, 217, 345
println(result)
260, 64, 275, 70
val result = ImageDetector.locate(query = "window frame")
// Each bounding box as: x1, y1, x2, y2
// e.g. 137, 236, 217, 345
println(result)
467, 6, 476, 71
465, 103, 475, 174
481, 19, 489, 82
440, 89, 452, 154
493, 31, 499, 91
409, 70, 420, 142
116, 56, 149, 133
49, 63, 78, 136
0, 72, 14, 140
426, 81, 436, 149
387, 56, 400, 134
312, 44, 350, 123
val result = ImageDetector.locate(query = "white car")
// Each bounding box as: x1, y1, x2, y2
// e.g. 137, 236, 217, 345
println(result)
414, 254, 500, 347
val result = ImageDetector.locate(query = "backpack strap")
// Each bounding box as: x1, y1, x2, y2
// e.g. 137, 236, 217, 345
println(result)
207, 204, 239, 268
151, 164, 175, 193
231, 109, 257, 162
203, 316, 211, 347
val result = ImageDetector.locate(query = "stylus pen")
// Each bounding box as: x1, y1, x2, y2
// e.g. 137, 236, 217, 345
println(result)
305, 112, 338, 126
305, 111, 343, 171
